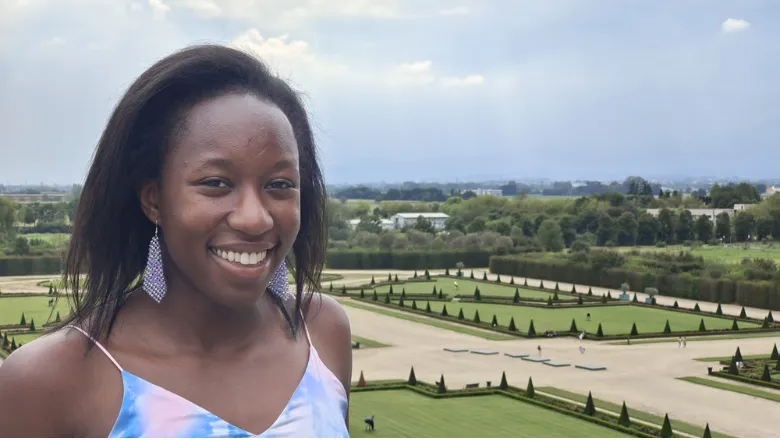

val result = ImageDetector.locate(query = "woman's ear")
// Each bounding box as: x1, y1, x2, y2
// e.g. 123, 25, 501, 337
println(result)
139, 180, 161, 225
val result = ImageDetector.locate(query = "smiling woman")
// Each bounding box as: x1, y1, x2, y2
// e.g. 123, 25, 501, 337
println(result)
0, 45, 352, 438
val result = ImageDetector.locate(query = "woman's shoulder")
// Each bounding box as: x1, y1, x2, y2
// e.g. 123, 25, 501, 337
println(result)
0, 327, 103, 436
304, 293, 352, 389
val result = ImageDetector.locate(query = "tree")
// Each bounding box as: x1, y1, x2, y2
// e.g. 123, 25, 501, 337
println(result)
526, 377, 535, 398
473, 310, 481, 323
358, 371, 366, 387
372, 290, 378, 301
739, 307, 747, 319
660, 414, 673, 438
663, 320, 671, 334
29, 319, 35, 331
0, 197, 18, 243
425, 302, 432, 313
398, 298, 405, 307
437, 374, 446, 393
570, 319, 578, 333
695, 215, 714, 242
675, 210, 694, 243
731, 319, 739, 331
734, 347, 744, 363
19, 313, 26, 326
630, 322, 639, 336
513, 288, 520, 303
728, 356, 739, 375
770, 343, 778, 361
636, 213, 661, 245
536, 219, 565, 252
699, 319, 706, 332
657, 209, 677, 244
596, 323, 604, 337
715, 303, 723, 315
715, 212, 731, 242
441, 305, 448, 317
618, 401, 631, 427
458, 308, 465, 320
734, 211, 755, 242
595, 214, 618, 246
408, 366, 417, 385
703, 424, 712, 438
528, 319, 536, 336
491, 314, 498, 327
499, 371, 508, 390
508, 317, 517, 331
11, 236, 30, 255
616, 212, 638, 246
584, 392, 596, 416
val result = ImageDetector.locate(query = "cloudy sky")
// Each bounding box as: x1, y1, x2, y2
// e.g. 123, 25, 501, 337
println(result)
0, 0, 777, 185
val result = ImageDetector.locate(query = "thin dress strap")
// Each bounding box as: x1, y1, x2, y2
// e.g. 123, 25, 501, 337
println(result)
299, 311, 313, 347
66, 325, 124, 372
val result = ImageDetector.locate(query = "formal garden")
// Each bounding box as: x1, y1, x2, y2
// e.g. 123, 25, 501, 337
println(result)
347, 369, 721, 438
330, 269, 777, 341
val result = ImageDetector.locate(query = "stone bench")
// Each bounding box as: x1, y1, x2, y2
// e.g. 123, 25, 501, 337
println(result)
504, 352, 529, 358
543, 361, 571, 367
464, 383, 480, 389
469, 349, 498, 355
575, 364, 607, 371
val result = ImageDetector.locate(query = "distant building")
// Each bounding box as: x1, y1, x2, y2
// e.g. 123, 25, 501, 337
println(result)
645, 204, 754, 221
390, 212, 449, 230
763, 186, 779, 198
464, 188, 502, 197
348, 218, 394, 231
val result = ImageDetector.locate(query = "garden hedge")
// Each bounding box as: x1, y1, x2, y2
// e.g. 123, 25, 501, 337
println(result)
0, 256, 62, 276
490, 255, 780, 310
325, 250, 490, 270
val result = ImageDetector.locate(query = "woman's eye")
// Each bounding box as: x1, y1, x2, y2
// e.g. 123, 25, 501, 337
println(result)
203, 179, 229, 188
269, 181, 295, 190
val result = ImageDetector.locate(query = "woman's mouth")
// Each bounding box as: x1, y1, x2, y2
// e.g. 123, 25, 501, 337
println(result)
209, 246, 271, 266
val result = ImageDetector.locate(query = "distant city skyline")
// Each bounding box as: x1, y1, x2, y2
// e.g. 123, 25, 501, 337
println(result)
1, 1, 778, 184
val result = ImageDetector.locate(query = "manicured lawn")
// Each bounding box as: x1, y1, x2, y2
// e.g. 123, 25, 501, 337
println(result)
615, 244, 780, 264
0, 296, 72, 327
352, 335, 390, 348
365, 279, 577, 301
678, 377, 780, 403
695, 353, 775, 363
610, 332, 780, 346
337, 299, 515, 341
21, 233, 71, 246
5, 332, 41, 345
422, 303, 758, 336
348, 389, 629, 438
537, 387, 729, 438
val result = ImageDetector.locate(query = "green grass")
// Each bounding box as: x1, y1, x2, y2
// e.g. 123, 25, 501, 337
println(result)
609, 331, 780, 345
348, 389, 629, 438
5, 332, 42, 345
695, 354, 774, 362
537, 386, 729, 438
615, 244, 780, 264
678, 377, 780, 403
21, 233, 70, 246
422, 302, 756, 336
365, 279, 577, 301
0, 296, 72, 327
337, 299, 515, 341
352, 335, 390, 348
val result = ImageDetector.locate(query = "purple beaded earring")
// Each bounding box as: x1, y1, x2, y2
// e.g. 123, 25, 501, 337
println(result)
143, 220, 167, 303
268, 258, 291, 300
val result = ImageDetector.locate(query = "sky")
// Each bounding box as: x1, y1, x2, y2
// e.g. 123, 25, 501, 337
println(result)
0, 0, 778, 186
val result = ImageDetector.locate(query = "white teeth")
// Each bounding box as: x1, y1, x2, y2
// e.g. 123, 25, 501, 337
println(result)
212, 247, 269, 266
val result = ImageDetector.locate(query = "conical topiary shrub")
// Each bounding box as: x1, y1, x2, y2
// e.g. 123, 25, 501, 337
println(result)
360, 288, 365, 298
473, 310, 481, 324
401, 288, 406, 297
553, 292, 559, 302
734, 347, 743, 363
445, 268, 450, 276
496, 274, 501, 283
528, 319, 536, 337
441, 304, 449, 317
425, 302, 432, 313
715, 303, 723, 315
663, 319, 672, 334
571, 284, 577, 294
372, 290, 378, 301
739, 306, 747, 319
398, 298, 405, 307
513, 288, 520, 303
389, 285, 393, 295
731, 319, 739, 331
358, 371, 367, 387
370, 276, 375, 285
437, 374, 446, 393
771, 343, 779, 361
699, 318, 706, 332
408, 366, 417, 385
510, 276, 515, 284
508, 317, 517, 331
694, 303, 701, 312
29, 319, 35, 332
601, 294, 607, 304
584, 392, 596, 416
470, 271, 475, 279
703, 423, 712, 438
632, 293, 638, 303
660, 414, 673, 438
673, 300, 679, 308
412, 300, 418, 310
499, 371, 508, 389
768, 311, 775, 323
570, 319, 578, 333
596, 323, 604, 337
618, 401, 630, 427
425, 269, 431, 280
587, 286, 593, 296
630, 322, 639, 336
482, 272, 488, 281
547, 296, 553, 306
341, 285, 347, 294
20, 313, 26, 326
384, 293, 391, 304
728, 356, 739, 375
458, 308, 465, 320
761, 364, 772, 381
524, 278, 528, 287
577, 294, 583, 305
526, 377, 535, 398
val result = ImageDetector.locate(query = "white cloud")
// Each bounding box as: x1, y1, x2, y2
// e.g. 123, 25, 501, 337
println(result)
230, 29, 350, 86
180, 0, 221, 17
148, 0, 171, 19
441, 74, 484, 87
439, 6, 470, 16
721, 18, 751, 33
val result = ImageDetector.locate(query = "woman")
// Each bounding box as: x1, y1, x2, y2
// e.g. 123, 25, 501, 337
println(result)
0, 45, 352, 437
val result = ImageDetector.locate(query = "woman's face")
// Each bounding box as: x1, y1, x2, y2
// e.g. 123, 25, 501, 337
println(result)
151, 93, 301, 307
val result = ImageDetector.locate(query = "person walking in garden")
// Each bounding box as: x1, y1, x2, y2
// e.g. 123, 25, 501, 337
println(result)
537, 345, 542, 357
0, 45, 351, 438
682, 336, 687, 348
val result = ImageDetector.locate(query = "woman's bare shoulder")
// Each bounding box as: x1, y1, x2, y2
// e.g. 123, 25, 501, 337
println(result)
304, 294, 352, 388
0, 327, 95, 436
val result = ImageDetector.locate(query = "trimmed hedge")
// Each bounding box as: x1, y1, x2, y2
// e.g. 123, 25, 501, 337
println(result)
0, 256, 62, 276
711, 371, 780, 391
326, 250, 490, 270
351, 379, 652, 437
490, 255, 780, 310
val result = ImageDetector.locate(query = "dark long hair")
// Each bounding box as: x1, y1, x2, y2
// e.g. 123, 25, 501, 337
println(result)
55, 45, 328, 343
